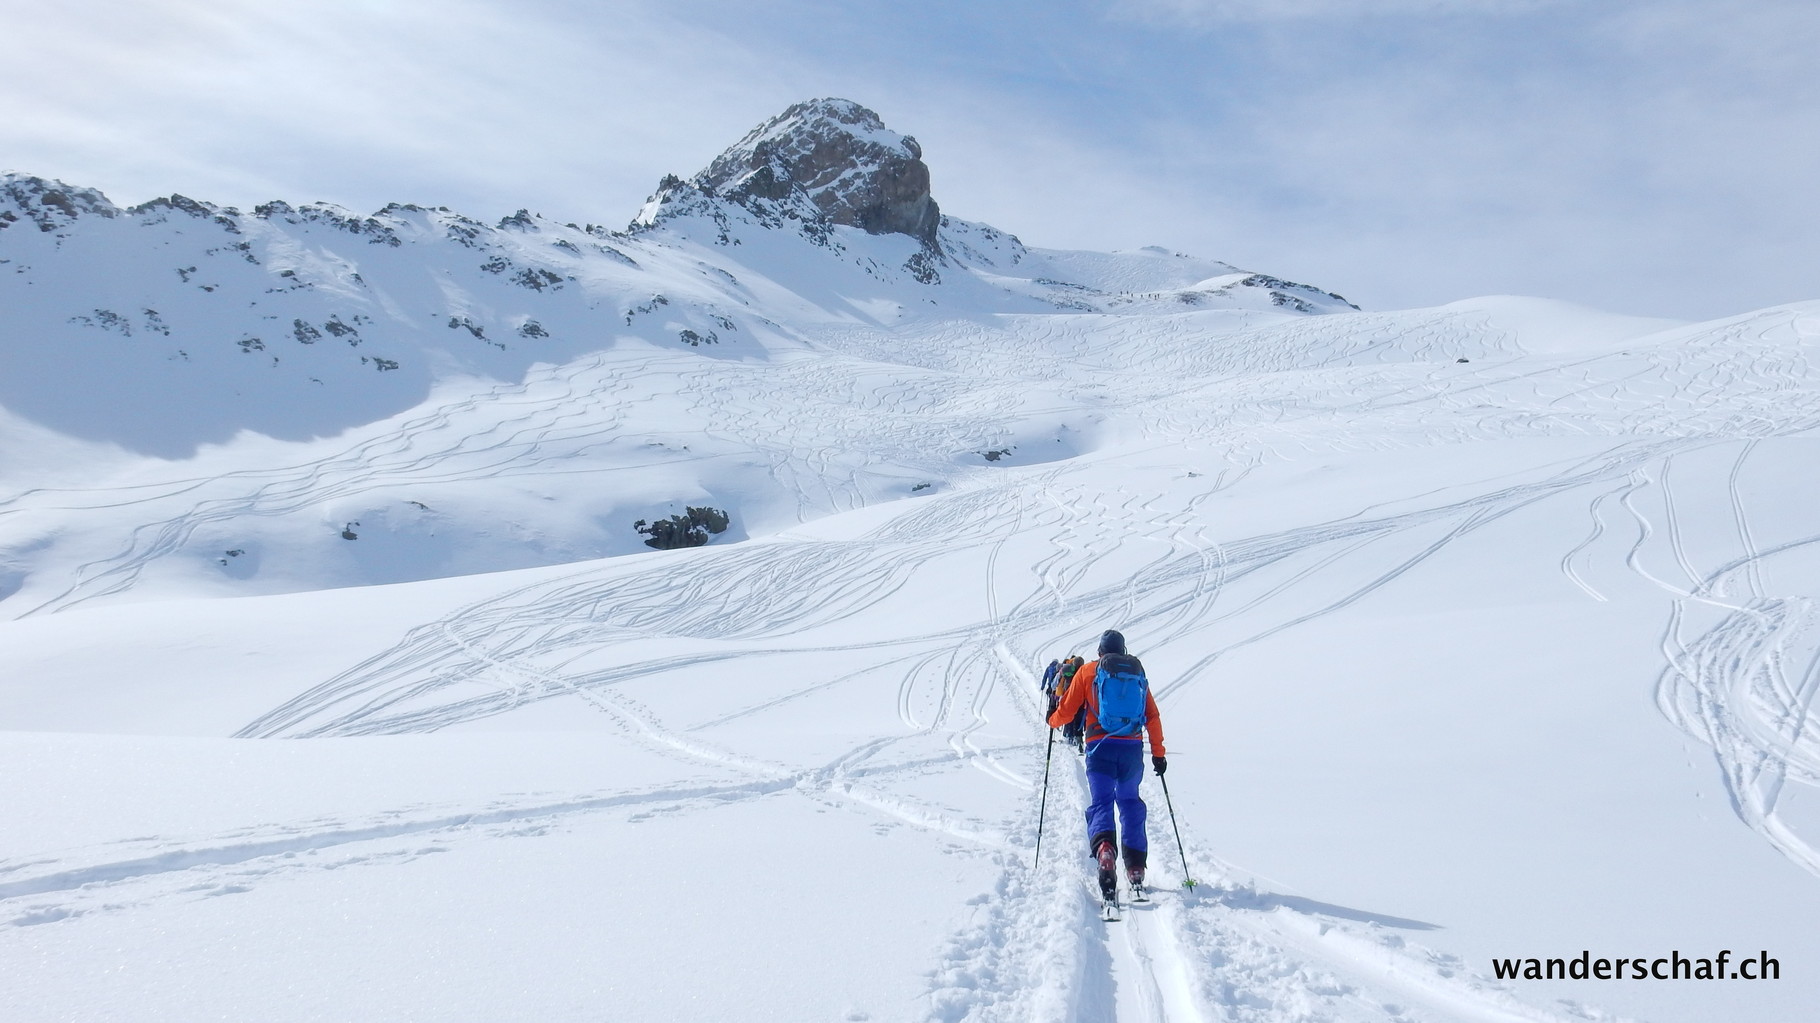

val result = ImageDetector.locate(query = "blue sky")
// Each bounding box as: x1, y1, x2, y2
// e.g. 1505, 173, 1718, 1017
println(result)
4, 0, 1814, 319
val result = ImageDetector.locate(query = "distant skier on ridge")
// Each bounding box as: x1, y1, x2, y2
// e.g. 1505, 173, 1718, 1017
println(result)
1046, 629, 1166, 911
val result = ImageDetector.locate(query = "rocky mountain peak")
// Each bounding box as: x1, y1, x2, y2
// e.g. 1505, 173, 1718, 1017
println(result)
0, 174, 121, 233
687, 98, 941, 251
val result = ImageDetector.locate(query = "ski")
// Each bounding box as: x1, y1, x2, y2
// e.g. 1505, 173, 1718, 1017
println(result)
1130, 882, 1149, 903
1101, 897, 1121, 922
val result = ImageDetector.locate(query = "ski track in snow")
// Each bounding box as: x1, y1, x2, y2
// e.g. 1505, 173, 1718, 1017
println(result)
924, 660, 1615, 1023
11, 302, 1820, 620
11, 300, 1820, 1017
1641, 440, 1820, 881
198, 442, 1817, 1019
0, 777, 790, 921
7, 451, 1668, 1018
4, 352, 680, 615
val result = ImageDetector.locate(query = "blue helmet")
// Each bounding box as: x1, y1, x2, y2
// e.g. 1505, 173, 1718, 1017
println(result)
1098, 629, 1126, 656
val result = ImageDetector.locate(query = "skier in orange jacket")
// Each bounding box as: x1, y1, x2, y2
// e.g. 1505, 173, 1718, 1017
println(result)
1047, 630, 1166, 901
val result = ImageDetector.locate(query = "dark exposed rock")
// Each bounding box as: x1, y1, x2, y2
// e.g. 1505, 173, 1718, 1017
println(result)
253, 201, 401, 247
624, 295, 669, 325
322, 316, 359, 342
0, 174, 120, 232
644, 99, 943, 253
593, 242, 638, 267
512, 267, 563, 291
904, 250, 941, 285
69, 309, 132, 335
635, 506, 730, 550
1238, 274, 1359, 311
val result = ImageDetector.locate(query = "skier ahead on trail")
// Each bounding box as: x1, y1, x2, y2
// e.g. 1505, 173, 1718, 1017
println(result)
1045, 629, 1166, 904
1055, 655, 1087, 751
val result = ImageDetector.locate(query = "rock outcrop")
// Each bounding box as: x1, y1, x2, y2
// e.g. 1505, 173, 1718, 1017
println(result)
641, 99, 942, 252
0, 175, 121, 233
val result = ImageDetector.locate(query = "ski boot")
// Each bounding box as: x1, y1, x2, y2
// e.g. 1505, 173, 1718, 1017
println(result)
1095, 839, 1120, 919
1124, 846, 1149, 902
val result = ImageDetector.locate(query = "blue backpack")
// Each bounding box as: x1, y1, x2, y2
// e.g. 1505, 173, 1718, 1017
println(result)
1094, 654, 1149, 737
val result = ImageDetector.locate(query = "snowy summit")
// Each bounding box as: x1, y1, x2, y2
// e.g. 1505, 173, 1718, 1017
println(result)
3, 98, 1818, 1023
657, 97, 942, 250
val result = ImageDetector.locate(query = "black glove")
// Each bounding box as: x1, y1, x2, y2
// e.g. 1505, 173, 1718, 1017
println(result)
1152, 756, 1167, 776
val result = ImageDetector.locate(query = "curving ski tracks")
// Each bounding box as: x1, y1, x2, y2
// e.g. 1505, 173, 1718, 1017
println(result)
12, 303, 1820, 1017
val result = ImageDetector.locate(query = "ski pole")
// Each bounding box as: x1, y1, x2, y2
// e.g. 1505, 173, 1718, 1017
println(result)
1157, 772, 1197, 889
1033, 726, 1056, 870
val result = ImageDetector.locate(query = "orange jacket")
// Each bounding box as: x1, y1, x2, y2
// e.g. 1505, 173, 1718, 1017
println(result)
1046, 658, 1165, 757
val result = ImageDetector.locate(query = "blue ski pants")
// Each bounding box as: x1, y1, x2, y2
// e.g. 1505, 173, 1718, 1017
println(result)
1083, 738, 1147, 854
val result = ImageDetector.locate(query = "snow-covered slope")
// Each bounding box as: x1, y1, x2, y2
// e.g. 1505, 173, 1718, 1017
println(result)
0, 102, 1354, 612
4, 100, 1816, 1023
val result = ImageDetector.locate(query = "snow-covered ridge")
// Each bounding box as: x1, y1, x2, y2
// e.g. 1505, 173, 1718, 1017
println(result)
0, 101, 1353, 460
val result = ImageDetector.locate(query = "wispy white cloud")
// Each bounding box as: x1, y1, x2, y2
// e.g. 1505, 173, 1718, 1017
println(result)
1114, 0, 1564, 24
1057, 0, 1820, 316
0, 0, 802, 219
